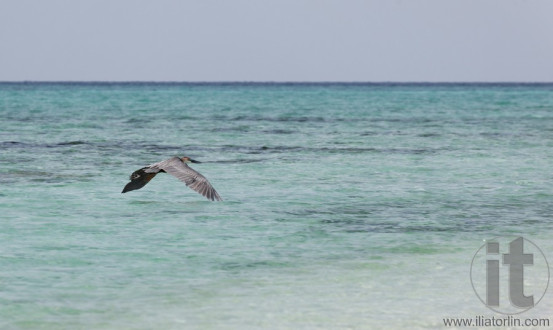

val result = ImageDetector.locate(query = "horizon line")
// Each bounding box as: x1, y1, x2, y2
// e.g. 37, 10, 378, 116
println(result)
1, 80, 553, 85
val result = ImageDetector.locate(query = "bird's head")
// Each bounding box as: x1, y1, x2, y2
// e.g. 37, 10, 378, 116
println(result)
181, 156, 201, 164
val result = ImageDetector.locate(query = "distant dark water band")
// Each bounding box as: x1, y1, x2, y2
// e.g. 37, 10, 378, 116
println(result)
0, 140, 446, 156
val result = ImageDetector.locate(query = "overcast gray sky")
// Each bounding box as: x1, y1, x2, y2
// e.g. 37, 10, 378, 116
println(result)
1, 0, 552, 82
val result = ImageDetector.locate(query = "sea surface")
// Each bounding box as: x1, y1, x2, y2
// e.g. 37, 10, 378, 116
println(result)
1, 82, 553, 329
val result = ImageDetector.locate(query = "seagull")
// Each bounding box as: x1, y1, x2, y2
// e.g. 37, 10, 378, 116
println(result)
122, 156, 222, 201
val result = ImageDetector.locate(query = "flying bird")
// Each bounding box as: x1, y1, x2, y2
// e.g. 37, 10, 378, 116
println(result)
122, 156, 222, 201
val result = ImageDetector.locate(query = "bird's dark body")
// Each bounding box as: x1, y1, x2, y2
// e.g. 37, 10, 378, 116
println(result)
121, 167, 160, 193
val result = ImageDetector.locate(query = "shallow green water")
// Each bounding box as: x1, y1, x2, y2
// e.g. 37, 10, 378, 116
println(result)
1, 83, 553, 329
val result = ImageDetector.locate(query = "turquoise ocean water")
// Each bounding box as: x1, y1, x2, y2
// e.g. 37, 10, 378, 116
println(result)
1, 82, 553, 329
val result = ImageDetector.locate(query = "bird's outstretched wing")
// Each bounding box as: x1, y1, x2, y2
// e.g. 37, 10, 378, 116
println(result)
145, 157, 222, 201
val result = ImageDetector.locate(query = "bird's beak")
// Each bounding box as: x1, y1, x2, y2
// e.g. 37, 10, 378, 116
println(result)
189, 158, 201, 163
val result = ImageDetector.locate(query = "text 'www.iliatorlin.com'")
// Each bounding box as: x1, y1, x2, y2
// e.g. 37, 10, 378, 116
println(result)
443, 316, 550, 327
